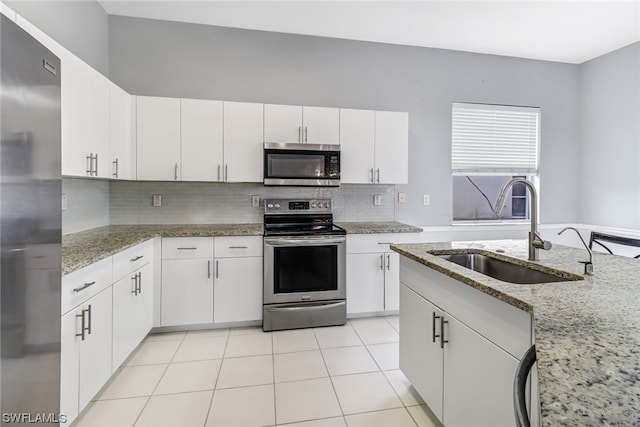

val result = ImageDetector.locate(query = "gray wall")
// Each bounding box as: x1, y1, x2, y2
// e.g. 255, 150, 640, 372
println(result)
579, 42, 640, 230
62, 178, 110, 234
6, 0, 109, 75
109, 16, 582, 227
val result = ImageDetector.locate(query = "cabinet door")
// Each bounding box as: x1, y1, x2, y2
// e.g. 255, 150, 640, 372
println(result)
399, 284, 444, 421
302, 106, 339, 144
264, 104, 303, 143
137, 96, 181, 180
88, 69, 111, 178
374, 111, 408, 184
339, 109, 375, 183
78, 287, 113, 411
112, 263, 153, 370
60, 50, 90, 177
213, 257, 262, 323
383, 252, 400, 312
60, 309, 81, 426
443, 315, 519, 427
223, 101, 264, 182
181, 98, 223, 181
110, 83, 134, 180
346, 253, 384, 315
161, 258, 213, 326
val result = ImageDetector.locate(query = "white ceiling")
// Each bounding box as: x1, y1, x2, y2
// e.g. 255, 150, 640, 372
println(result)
98, 0, 640, 64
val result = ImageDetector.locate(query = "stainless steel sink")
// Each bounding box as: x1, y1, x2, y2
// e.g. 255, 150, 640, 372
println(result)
433, 251, 582, 284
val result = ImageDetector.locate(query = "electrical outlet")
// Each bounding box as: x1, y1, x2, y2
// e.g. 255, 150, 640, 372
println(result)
61, 194, 68, 211
423, 195, 430, 206
374, 194, 382, 206
152, 194, 162, 207
398, 192, 406, 203
252, 195, 260, 207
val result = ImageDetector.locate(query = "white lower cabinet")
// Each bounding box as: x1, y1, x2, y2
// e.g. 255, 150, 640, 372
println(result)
112, 261, 153, 370
346, 233, 419, 316
160, 236, 263, 326
61, 286, 113, 426
399, 257, 533, 427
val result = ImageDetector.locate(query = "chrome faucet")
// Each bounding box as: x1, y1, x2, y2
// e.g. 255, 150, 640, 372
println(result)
558, 227, 594, 275
493, 178, 551, 261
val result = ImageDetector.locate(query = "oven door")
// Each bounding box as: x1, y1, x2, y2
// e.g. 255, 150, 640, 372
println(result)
264, 235, 346, 305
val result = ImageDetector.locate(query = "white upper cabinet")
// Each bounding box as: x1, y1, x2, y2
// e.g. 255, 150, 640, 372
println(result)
340, 109, 376, 183
109, 83, 135, 180
374, 111, 408, 184
136, 96, 181, 181
88, 70, 111, 178
223, 101, 264, 183
302, 106, 340, 144
264, 104, 339, 144
180, 98, 223, 181
340, 109, 409, 184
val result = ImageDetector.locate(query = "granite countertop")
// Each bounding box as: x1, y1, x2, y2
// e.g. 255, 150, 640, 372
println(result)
62, 224, 263, 275
337, 221, 422, 234
390, 240, 640, 427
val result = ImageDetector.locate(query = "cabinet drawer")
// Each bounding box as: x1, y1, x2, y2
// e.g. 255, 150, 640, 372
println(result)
214, 236, 263, 258
113, 239, 154, 281
62, 257, 113, 315
347, 233, 420, 254
162, 237, 213, 259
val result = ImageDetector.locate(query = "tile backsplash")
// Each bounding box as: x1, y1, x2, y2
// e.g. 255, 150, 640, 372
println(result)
110, 181, 396, 225
62, 179, 396, 234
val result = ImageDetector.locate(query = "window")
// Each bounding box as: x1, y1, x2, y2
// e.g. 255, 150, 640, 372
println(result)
451, 103, 540, 222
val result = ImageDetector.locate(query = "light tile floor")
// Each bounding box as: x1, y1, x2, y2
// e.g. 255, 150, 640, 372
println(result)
75, 316, 439, 427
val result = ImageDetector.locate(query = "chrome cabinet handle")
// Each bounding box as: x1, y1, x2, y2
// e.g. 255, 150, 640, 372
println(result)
137, 272, 142, 294
440, 317, 448, 349
386, 254, 390, 270
376, 168, 380, 183
208, 260, 211, 279
130, 255, 144, 262
228, 246, 248, 249
73, 281, 95, 293
86, 304, 92, 336
94, 154, 98, 176
379, 254, 384, 271
86, 154, 92, 175
217, 164, 221, 181
131, 274, 138, 295
112, 158, 119, 178
432, 312, 440, 343
215, 260, 219, 278
298, 126, 302, 143
304, 126, 308, 142
174, 163, 179, 180
377, 242, 393, 245
225, 164, 228, 181
177, 247, 197, 250
369, 168, 374, 183
75, 310, 86, 341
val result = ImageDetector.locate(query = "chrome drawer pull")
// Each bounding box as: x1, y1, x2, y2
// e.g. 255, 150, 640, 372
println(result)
177, 247, 197, 250
73, 281, 96, 292
228, 246, 248, 249
130, 255, 144, 262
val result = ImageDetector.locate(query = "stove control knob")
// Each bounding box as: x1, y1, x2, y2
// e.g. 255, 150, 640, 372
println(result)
274, 203, 280, 208
267, 203, 273, 209
324, 202, 330, 208
311, 203, 316, 208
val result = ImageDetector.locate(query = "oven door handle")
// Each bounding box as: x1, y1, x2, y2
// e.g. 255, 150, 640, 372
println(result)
265, 238, 345, 246
267, 301, 345, 311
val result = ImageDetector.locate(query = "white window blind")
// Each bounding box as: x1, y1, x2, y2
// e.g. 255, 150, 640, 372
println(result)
451, 103, 540, 174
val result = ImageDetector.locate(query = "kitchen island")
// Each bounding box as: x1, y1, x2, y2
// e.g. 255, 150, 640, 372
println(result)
390, 240, 640, 427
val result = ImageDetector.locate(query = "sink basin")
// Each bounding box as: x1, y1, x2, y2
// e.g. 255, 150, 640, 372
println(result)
433, 251, 582, 284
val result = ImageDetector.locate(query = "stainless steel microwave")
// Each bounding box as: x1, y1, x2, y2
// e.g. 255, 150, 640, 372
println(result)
263, 142, 340, 187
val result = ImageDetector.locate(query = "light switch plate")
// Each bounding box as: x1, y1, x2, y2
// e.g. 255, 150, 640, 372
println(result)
152, 194, 162, 207
423, 195, 430, 206
398, 192, 406, 203
252, 195, 260, 207
61, 194, 68, 211
374, 194, 382, 206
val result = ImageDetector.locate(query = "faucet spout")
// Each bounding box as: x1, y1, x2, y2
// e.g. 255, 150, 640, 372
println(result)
494, 178, 551, 261
558, 227, 594, 275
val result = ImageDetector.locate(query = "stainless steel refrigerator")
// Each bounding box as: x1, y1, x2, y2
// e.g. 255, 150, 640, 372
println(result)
1, 14, 62, 424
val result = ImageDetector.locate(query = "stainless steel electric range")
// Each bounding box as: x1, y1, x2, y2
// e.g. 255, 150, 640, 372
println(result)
263, 198, 347, 331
